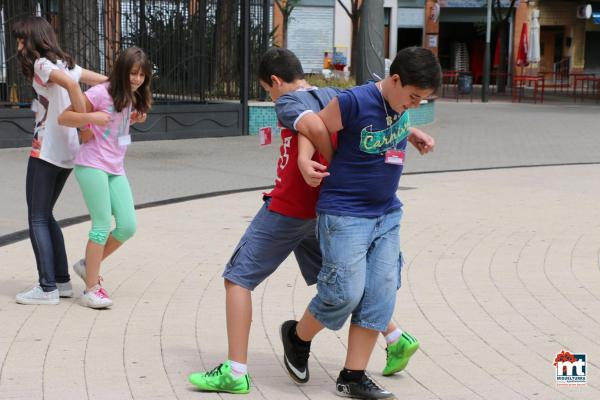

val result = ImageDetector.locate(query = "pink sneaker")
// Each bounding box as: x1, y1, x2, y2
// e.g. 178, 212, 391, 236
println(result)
81, 286, 113, 309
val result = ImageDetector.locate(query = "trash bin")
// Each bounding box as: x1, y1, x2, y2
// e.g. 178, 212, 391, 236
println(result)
458, 73, 472, 94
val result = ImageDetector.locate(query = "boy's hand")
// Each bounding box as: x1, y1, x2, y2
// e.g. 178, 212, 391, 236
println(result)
408, 127, 435, 155
79, 128, 93, 143
298, 158, 330, 187
89, 111, 112, 127
130, 111, 147, 125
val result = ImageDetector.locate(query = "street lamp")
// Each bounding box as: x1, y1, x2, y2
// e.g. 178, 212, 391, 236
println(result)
482, 0, 492, 102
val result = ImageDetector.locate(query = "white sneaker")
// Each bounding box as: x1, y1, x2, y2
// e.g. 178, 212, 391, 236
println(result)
72, 259, 86, 282
15, 286, 59, 305
81, 286, 113, 309
57, 282, 73, 298
72, 259, 103, 286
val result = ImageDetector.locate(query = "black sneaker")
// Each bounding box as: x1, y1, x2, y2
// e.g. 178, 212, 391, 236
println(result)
279, 320, 311, 383
335, 373, 395, 399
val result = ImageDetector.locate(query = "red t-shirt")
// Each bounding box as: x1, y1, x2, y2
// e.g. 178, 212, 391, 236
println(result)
264, 86, 340, 219
264, 127, 328, 219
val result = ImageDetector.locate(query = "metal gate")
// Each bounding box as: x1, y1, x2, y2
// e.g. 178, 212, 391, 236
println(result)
0, 0, 270, 147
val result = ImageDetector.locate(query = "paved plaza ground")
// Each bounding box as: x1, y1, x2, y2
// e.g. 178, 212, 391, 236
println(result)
0, 100, 599, 399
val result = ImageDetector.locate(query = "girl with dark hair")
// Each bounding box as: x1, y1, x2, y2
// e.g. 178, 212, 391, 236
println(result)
58, 47, 152, 308
13, 16, 107, 305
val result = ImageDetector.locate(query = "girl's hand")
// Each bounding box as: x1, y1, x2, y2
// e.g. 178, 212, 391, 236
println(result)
88, 111, 112, 127
79, 128, 94, 143
130, 111, 147, 125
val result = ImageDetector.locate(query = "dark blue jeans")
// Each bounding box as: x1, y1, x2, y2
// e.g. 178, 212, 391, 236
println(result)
26, 157, 72, 292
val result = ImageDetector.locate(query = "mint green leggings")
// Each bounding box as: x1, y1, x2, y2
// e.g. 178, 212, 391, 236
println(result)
74, 166, 136, 245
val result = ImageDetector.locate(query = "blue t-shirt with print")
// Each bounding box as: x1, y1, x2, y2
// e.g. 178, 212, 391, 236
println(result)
317, 82, 410, 218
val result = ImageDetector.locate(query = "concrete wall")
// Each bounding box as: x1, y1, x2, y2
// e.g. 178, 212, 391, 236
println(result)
0, 103, 244, 149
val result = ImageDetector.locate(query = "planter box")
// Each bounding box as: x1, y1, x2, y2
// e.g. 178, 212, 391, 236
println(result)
249, 99, 436, 135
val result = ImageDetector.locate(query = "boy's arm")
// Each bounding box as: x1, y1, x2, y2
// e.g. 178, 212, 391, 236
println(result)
296, 98, 343, 187
48, 70, 86, 113
79, 69, 108, 86
296, 97, 343, 161
297, 134, 329, 187
408, 127, 435, 155
296, 112, 334, 162
317, 97, 343, 140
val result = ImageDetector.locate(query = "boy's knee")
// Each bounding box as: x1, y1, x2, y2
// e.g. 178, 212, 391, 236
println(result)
311, 291, 363, 331
224, 278, 241, 290
340, 291, 363, 314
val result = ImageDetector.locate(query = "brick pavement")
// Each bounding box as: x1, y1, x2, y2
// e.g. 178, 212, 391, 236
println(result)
2, 100, 600, 238
1, 99, 600, 399
1, 165, 599, 399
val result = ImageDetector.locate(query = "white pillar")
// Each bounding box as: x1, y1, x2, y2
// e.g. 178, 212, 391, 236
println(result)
334, 0, 353, 69
389, 2, 398, 60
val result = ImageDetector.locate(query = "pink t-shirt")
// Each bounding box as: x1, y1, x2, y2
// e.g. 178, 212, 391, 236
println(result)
75, 83, 132, 175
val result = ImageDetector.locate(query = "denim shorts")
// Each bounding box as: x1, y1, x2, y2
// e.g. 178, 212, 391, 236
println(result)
222, 200, 321, 290
308, 208, 403, 332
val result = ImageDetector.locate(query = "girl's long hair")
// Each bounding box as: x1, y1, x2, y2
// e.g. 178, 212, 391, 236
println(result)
108, 47, 152, 114
12, 16, 75, 80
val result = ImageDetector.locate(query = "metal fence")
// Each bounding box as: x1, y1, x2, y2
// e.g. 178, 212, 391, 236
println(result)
0, 0, 270, 106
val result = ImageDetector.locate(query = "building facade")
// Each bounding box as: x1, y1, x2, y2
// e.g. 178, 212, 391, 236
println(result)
273, 0, 599, 78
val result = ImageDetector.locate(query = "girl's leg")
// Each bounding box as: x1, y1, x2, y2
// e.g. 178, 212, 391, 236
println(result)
108, 174, 136, 245
49, 167, 72, 284
84, 241, 105, 289
90, 172, 137, 268
25, 157, 69, 292
74, 166, 112, 290
102, 235, 124, 260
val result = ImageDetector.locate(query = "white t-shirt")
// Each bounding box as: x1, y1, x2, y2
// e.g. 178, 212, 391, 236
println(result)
30, 57, 82, 168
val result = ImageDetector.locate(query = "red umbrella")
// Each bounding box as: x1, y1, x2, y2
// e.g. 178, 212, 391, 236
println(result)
516, 22, 529, 67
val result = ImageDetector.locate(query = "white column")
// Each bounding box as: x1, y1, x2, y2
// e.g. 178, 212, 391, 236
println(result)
389, 2, 398, 60
334, 0, 353, 69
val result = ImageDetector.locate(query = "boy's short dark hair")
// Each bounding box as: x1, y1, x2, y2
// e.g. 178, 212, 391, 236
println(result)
390, 47, 442, 91
258, 47, 304, 85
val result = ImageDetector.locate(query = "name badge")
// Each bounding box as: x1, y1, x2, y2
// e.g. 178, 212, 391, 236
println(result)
118, 135, 132, 146
259, 127, 272, 146
384, 149, 405, 165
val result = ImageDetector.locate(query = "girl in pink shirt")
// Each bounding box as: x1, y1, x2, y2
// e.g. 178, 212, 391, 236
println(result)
58, 47, 152, 308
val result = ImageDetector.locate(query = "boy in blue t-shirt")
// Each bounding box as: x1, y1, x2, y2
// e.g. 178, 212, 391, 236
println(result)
279, 47, 441, 400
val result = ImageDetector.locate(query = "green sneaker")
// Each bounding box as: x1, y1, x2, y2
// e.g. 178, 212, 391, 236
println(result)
382, 332, 420, 376
188, 361, 251, 394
